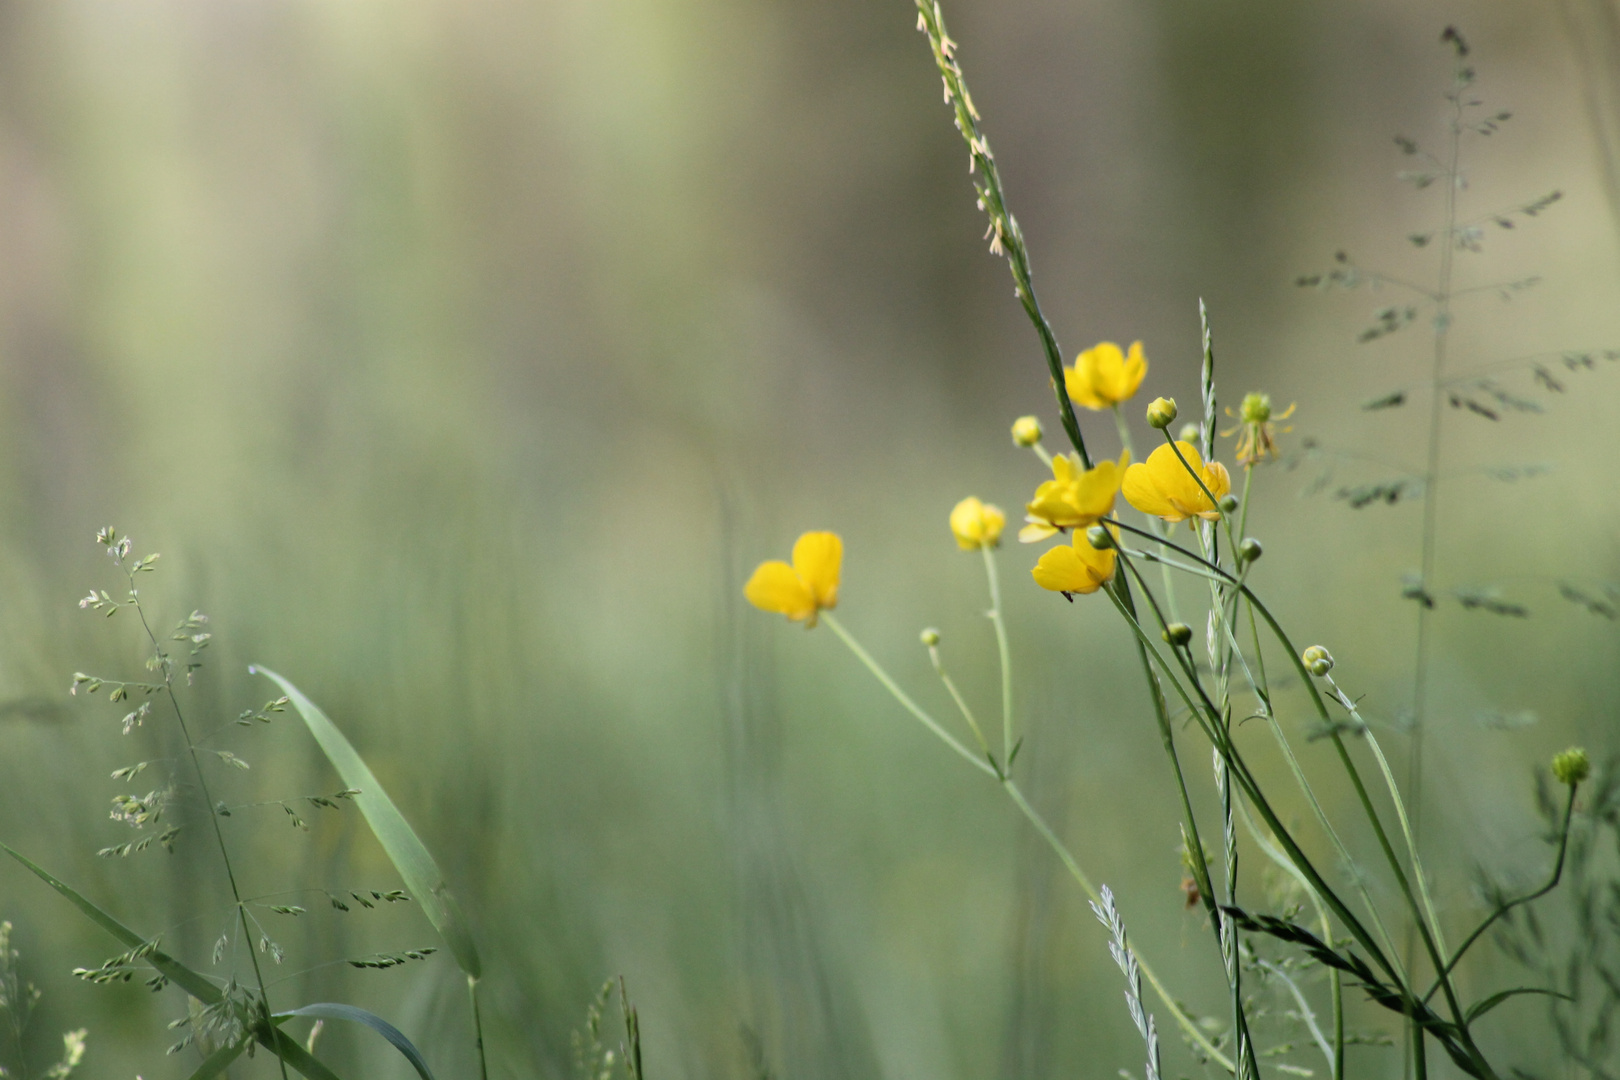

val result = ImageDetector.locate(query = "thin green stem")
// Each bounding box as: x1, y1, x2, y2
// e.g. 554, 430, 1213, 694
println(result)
469, 976, 488, 1080
122, 564, 291, 1080
925, 643, 993, 762
820, 606, 1229, 1069
1113, 406, 1180, 620
1324, 674, 1449, 957
821, 613, 995, 778
980, 546, 1014, 763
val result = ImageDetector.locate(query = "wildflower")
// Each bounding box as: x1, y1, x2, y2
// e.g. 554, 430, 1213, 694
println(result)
1064, 341, 1148, 411
1145, 397, 1178, 430
1011, 415, 1043, 447
745, 532, 842, 628
1121, 443, 1232, 524
1021, 453, 1126, 542
950, 497, 1006, 550
1031, 530, 1116, 597
1162, 622, 1193, 646
1552, 746, 1590, 786
1222, 391, 1296, 465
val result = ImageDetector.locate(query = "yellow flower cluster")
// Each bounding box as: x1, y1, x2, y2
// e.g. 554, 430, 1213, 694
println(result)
1020, 453, 1124, 542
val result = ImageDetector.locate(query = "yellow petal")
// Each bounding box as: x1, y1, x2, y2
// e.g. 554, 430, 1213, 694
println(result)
1065, 354, 1110, 411
791, 531, 842, 610
1122, 461, 1181, 521
1120, 341, 1147, 399
745, 560, 815, 621
1019, 521, 1059, 543
1032, 545, 1087, 592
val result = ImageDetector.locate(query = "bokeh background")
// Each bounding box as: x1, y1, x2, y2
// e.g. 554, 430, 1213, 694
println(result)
0, 0, 1618, 1076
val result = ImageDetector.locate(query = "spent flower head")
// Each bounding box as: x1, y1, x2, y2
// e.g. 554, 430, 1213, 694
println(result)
1121, 443, 1231, 524
1222, 391, 1295, 466
949, 497, 1005, 550
745, 532, 842, 628
1065, 341, 1147, 411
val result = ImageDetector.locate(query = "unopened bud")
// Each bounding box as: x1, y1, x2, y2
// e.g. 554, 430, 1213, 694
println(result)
1552, 746, 1590, 786
1146, 397, 1178, 430
1177, 422, 1201, 444
1302, 645, 1334, 676
1085, 524, 1113, 550
1238, 537, 1263, 563
1011, 415, 1043, 447
1163, 622, 1193, 647
920, 627, 941, 647
1219, 494, 1240, 513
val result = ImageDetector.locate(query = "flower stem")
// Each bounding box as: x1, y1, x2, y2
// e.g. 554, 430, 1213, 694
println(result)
980, 546, 1014, 764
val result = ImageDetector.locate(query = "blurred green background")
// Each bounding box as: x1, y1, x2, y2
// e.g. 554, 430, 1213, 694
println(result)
0, 0, 1617, 1076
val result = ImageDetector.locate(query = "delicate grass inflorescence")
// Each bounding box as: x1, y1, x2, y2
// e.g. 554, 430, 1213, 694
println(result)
746, 8, 1610, 1079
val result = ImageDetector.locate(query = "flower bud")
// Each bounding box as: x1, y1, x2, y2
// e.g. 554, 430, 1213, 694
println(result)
1177, 422, 1201, 444
1238, 537, 1263, 563
1219, 494, 1240, 514
920, 627, 941, 647
1162, 622, 1193, 647
1011, 415, 1043, 447
1085, 524, 1113, 550
1146, 397, 1178, 430
1239, 391, 1273, 425
1552, 746, 1590, 786
1301, 645, 1334, 677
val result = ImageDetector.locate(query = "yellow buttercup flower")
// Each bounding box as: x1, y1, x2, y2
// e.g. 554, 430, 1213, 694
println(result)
1020, 452, 1126, 543
745, 531, 842, 627
1122, 442, 1232, 524
1064, 341, 1148, 411
950, 497, 1005, 550
1031, 531, 1117, 596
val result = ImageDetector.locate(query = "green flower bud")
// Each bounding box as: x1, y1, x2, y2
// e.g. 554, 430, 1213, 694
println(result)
1302, 645, 1334, 676
1238, 537, 1263, 563
1085, 524, 1114, 550
920, 627, 941, 647
1011, 415, 1043, 447
1162, 622, 1193, 647
1219, 494, 1240, 513
1146, 397, 1178, 430
1177, 423, 1201, 444
1552, 746, 1590, 786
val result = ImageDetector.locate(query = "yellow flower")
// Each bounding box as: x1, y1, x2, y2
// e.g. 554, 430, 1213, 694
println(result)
1221, 392, 1296, 466
1031, 530, 1117, 596
745, 531, 842, 627
1122, 442, 1232, 523
1020, 453, 1126, 542
1064, 341, 1148, 411
1010, 415, 1043, 447
949, 497, 1005, 550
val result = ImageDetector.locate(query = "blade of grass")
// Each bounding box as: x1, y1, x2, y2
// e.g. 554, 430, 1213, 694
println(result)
251, 667, 482, 981
1, 841, 345, 1080
275, 1003, 437, 1080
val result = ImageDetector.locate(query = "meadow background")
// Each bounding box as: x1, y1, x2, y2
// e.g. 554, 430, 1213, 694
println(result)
0, 0, 1618, 1076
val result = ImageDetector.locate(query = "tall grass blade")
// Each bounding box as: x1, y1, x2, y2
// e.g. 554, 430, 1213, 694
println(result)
1, 841, 345, 1080
276, 1003, 438, 1080
251, 667, 483, 980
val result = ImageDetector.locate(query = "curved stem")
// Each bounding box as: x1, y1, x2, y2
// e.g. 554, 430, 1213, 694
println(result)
821, 614, 996, 778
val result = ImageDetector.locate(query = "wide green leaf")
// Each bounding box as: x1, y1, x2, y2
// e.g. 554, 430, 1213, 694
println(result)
2, 842, 345, 1080
276, 1003, 437, 1080
252, 667, 482, 980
